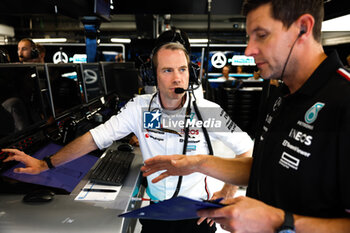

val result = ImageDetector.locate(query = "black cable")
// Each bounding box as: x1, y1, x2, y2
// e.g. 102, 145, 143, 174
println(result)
171, 93, 192, 198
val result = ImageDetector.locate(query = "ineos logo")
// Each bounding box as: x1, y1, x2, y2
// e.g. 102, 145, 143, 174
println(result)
83, 69, 98, 84
289, 128, 312, 146
211, 52, 227, 69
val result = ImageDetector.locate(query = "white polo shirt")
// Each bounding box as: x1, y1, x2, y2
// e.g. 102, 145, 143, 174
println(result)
90, 93, 253, 201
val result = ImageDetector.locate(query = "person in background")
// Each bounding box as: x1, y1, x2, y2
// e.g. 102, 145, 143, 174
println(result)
115, 53, 124, 62
217, 65, 235, 81
17, 38, 39, 63
141, 0, 350, 232
236, 65, 244, 74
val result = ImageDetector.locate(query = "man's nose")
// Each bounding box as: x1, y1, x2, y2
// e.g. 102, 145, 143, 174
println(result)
172, 70, 182, 83
244, 41, 258, 57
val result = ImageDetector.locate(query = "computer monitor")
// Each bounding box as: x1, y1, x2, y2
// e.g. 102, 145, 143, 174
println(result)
80, 63, 105, 105
111, 65, 139, 101
100, 62, 139, 100
0, 64, 47, 146
45, 63, 84, 120
100, 62, 115, 95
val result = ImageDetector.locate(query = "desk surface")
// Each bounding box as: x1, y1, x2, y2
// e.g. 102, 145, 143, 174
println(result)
0, 142, 144, 233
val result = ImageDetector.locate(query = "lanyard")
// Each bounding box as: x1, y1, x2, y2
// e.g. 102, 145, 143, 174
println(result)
148, 91, 213, 198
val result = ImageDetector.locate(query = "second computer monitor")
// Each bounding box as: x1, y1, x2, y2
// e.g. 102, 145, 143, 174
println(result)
80, 63, 105, 105
45, 63, 84, 119
100, 62, 139, 101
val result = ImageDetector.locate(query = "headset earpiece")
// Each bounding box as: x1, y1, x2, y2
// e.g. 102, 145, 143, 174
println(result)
26, 38, 39, 59
31, 47, 39, 59
299, 28, 306, 37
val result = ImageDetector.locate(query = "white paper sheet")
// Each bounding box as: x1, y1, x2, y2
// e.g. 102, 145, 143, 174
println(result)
75, 181, 121, 201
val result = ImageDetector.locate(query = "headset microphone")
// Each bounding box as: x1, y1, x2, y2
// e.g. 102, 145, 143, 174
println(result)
175, 85, 201, 94
175, 88, 186, 94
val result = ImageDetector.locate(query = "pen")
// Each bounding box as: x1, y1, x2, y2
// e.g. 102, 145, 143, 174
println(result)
81, 188, 117, 193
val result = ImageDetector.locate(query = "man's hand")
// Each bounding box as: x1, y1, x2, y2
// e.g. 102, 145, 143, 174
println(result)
2, 148, 47, 174
198, 183, 239, 227
141, 154, 202, 183
197, 196, 283, 233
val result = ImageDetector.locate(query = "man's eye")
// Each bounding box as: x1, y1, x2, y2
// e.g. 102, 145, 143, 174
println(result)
257, 33, 267, 39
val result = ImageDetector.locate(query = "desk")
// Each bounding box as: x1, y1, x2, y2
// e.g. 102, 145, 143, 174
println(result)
0, 142, 144, 233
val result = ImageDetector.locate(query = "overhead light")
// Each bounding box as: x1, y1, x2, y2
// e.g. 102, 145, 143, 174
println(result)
322, 14, 350, 31
32, 38, 67, 43
189, 39, 209, 43
323, 36, 350, 46
111, 38, 131, 43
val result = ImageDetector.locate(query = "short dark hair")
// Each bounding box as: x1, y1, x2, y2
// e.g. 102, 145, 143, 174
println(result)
242, 0, 324, 42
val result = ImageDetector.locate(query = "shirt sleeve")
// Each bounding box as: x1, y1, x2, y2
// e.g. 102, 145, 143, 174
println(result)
90, 97, 140, 149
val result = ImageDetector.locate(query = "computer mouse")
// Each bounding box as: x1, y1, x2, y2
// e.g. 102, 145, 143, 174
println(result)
23, 189, 55, 203
117, 143, 134, 152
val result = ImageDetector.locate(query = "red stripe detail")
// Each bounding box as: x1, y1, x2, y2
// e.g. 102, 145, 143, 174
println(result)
337, 68, 350, 81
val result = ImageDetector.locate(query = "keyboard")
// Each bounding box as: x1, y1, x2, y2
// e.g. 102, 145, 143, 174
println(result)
89, 149, 135, 186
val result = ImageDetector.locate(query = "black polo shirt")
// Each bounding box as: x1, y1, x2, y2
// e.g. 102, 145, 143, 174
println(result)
247, 51, 350, 218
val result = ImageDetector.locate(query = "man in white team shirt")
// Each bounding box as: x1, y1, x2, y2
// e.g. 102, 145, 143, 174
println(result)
4, 42, 253, 233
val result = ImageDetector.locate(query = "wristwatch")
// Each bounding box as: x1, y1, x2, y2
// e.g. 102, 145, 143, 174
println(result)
43, 155, 55, 169
277, 210, 295, 233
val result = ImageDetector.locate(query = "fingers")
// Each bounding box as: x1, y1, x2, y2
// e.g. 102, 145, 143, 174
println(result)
209, 220, 214, 227
197, 217, 206, 225
2, 148, 21, 154
3, 151, 28, 164
197, 208, 224, 219
151, 172, 169, 183
143, 155, 171, 165
14, 167, 40, 175
197, 217, 215, 227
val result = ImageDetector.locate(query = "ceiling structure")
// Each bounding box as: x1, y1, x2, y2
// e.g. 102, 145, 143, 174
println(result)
0, 0, 349, 46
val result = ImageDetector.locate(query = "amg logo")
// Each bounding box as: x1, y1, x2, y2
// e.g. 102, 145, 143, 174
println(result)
289, 128, 312, 146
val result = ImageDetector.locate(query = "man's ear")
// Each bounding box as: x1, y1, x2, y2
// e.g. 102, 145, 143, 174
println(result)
296, 14, 314, 38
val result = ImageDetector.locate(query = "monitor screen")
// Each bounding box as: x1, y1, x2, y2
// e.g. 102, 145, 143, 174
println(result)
112, 66, 139, 101
80, 63, 105, 105
45, 63, 84, 119
0, 64, 46, 146
100, 62, 115, 95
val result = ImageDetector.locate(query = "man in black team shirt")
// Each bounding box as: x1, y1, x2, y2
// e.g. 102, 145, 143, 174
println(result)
141, 0, 350, 232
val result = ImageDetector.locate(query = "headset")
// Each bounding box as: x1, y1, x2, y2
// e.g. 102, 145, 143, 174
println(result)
29, 39, 39, 59
139, 29, 200, 87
